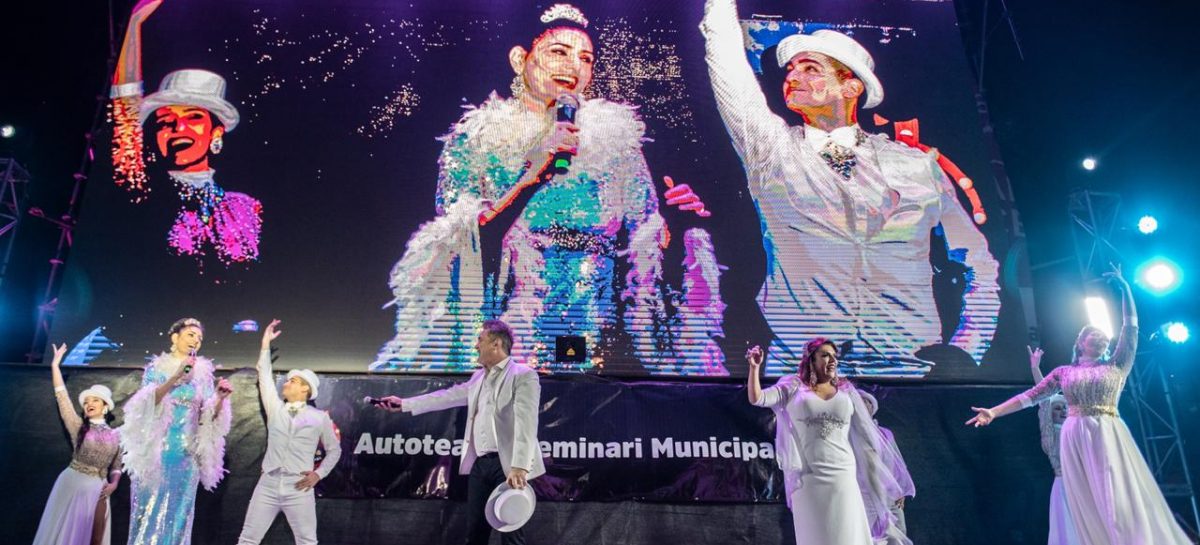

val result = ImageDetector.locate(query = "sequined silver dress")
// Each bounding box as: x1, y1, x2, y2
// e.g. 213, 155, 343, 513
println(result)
1018, 325, 1189, 545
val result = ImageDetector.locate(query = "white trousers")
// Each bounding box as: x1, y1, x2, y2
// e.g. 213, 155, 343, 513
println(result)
236, 469, 318, 545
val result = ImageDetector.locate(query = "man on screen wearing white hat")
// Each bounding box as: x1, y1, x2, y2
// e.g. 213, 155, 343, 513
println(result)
377, 319, 545, 545
701, 0, 1000, 377
236, 319, 341, 545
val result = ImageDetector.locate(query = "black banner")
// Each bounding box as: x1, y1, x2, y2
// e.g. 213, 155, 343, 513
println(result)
2, 364, 1067, 544
318, 375, 783, 502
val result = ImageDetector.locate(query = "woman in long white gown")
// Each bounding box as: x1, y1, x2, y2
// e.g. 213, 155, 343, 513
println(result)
1029, 347, 1080, 545
968, 265, 1191, 545
747, 339, 910, 545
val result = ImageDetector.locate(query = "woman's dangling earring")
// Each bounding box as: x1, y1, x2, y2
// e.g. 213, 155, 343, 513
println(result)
209, 136, 224, 155
510, 75, 527, 98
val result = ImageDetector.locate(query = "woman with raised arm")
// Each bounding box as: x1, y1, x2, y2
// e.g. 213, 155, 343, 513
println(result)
111, 0, 262, 266
32, 343, 123, 545
747, 340, 911, 545
120, 318, 234, 545
967, 265, 1190, 544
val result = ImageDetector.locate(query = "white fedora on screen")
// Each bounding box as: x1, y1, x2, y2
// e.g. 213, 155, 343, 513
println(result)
776, 29, 884, 109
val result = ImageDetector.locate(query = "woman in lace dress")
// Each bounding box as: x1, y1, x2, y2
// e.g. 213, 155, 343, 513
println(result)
968, 265, 1190, 544
747, 339, 910, 544
33, 343, 123, 545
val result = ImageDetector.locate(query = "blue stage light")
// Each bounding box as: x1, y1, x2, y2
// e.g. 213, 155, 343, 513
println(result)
1137, 215, 1158, 235
1136, 258, 1183, 295
1166, 322, 1190, 344
1082, 157, 1097, 171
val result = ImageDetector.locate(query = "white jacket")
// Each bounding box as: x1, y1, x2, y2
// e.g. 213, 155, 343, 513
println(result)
403, 360, 545, 479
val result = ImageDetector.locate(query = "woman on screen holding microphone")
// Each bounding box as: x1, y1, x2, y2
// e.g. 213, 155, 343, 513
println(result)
120, 318, 234, 545
374, 3, 713, 374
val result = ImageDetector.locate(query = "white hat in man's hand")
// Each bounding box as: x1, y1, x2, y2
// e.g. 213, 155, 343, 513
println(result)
485, 482, 537, 532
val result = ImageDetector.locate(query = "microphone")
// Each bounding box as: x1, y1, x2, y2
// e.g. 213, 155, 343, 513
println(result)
363, 396, 399, 409
550, 94, 579, 175
183, 349, 196, 374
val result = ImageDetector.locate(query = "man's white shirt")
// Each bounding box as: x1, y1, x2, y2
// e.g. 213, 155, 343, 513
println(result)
256, 349, 341, 479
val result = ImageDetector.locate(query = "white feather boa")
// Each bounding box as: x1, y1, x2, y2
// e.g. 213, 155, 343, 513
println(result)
378, 93, 666, 367
119, 353, 231, 491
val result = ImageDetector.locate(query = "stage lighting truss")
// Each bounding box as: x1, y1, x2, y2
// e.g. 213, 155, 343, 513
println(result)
0, 158, 31, 291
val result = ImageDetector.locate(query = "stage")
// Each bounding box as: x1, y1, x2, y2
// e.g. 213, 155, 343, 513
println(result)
3, 363, 1070, 544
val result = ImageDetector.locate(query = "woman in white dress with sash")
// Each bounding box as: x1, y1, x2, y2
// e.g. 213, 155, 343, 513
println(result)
968, 265, 1190, 545
747, 339, 910, 544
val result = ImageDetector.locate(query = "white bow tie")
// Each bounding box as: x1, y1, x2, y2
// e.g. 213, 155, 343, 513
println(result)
807, 125, 863, 150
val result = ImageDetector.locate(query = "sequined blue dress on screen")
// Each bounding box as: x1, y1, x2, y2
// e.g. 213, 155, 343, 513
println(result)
374, 95, 727, 375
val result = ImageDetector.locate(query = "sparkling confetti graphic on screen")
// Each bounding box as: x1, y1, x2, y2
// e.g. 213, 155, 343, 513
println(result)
356, 83, 421, 137
590, 18, 696, 138
742, 19, 917, 73
222, 11, 498, 137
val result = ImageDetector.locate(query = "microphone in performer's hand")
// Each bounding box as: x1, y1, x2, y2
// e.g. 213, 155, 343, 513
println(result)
550, 94, 580, 175
363, 396, 399, 410
183, 349, 196, 374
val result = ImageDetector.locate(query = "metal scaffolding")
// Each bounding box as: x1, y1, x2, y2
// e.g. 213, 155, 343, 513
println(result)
0, 158, 32, 291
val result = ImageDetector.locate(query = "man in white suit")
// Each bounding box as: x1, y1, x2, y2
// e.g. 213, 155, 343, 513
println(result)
378, 319, 545, 545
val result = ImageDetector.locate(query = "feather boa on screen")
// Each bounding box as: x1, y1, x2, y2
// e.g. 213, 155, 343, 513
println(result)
120, 354, 232, 490
376, 93, 666, 369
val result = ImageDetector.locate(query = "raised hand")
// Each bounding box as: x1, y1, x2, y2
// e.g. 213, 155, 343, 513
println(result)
965, 407, 995, 427
1103, 262, 1128, 288
50, 343, 68, 367
745, 345, 764, 372
216, 377, 234, 399
129, 0, 164, 24
662, 176, 712, 217
261, 319, 282, 350
1028, 345, 1044, 370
